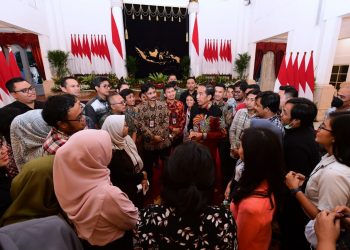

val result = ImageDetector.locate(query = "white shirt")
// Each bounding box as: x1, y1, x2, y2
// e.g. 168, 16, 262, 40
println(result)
305, 154, 350, 210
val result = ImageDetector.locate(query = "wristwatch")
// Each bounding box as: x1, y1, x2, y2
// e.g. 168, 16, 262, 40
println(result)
290, 187, 302, 196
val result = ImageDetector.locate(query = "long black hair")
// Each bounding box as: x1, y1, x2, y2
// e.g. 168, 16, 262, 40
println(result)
329, 111, 350, 167
161, 142, 214, 220
232, 127, 285, 212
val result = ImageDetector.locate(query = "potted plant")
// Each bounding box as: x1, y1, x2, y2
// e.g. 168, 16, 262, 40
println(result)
148, 72, 167, 89
47, 50, 70, 79
126, 55, 138, 78
234, 52, 251, 80
180, 55, 190, 79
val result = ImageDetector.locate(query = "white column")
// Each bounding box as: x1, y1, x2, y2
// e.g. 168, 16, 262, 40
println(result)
45, 1, 67, 51
188, 1, 201, 77
316, 17, 342, 85
313, 17, 342, 120
111, 0, 127, 78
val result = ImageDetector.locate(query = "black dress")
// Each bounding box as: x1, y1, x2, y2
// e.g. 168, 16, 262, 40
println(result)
0, 168, 11, 217
108, 149, 144, 207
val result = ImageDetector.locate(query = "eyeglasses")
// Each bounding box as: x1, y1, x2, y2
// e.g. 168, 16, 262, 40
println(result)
100, 84, 111, 89
110, 101, 126, 105
13, 86, 35, 94
318, 123, 332, 133
63, 112, 85, 122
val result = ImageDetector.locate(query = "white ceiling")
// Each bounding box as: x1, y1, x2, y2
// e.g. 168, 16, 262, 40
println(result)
262, 16, 350, 43
0, 21, 30, 33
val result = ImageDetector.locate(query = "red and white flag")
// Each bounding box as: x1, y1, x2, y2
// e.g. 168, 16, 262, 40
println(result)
190, 14, 200, 76
292, 52, 299, 91
298, 52, 307, 98
273, 54, 288, 92
0, 47, 15, 107
286, 52, 294, 87
8, 48, 21, 78
192, 14, 199, 56
104, 35, 112, 67
111, 9, 123, 59
305, 51, 315, 101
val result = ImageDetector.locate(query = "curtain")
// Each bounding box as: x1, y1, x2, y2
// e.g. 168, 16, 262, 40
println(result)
253, 42, 286, 79
0, 33, 46, 80
259, 51, 276, 91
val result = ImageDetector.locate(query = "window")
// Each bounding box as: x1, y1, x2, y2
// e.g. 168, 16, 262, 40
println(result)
330, 65, 349, 89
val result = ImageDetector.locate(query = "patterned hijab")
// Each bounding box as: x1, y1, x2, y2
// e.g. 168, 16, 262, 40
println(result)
10, 109, 51, 170
101, 115, 143, 172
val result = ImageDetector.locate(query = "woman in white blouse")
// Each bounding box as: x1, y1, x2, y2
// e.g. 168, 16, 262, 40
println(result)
285, 111, 350, 246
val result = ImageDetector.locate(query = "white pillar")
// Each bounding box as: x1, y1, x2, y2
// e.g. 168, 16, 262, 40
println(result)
111, 0, 127, 78
45, 1, 67, 51
313, 17, 342, 120
188, 1, 201, 77
316, 17, 342, 85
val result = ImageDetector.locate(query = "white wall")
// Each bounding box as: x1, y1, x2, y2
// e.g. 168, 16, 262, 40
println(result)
241, 0, 350, 85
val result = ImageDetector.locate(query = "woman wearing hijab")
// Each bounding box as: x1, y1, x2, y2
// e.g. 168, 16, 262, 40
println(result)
10, 109, 51, 170
0, 155, 61, 226
53, 129, 138, 249
101, 115, 148, 208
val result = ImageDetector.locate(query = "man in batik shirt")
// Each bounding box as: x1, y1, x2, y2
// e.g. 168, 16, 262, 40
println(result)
137, 83, 171, 185
164, 83, 185, 149
188, 84, 225, 158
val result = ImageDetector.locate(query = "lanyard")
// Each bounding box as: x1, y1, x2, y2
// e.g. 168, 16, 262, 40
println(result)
306, 157, 336, 181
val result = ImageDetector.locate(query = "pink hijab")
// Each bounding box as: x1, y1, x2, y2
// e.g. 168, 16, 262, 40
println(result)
53, 129, 138, 246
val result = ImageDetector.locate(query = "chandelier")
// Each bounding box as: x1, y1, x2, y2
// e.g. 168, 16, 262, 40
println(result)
124, 4, 187, 22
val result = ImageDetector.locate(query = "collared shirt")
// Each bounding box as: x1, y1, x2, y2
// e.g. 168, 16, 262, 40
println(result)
188, 104, 226, 139
166, 100, 185, 136
269, 115, 285, 136
42, 127, 70, 155
305, 154, 350, 211
84, 95, 109, 129
137, 100, 171, 151
229, 108, 256, 150
125, 106, 139, 136
213, 100, 235, 128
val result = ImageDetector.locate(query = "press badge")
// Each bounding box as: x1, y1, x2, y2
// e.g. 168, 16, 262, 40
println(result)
171, 113, 177, 125
149, 120, 155, 128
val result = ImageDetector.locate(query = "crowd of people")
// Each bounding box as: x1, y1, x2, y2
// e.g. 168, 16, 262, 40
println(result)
0, 75, 350, 249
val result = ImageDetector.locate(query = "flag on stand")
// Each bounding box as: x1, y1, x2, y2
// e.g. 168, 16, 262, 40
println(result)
8, 48, 21, 78
227, 40, 232, 63
286, 52, 294, 87
104, 35, 112, 66
292, 52, 299, 91
192, 15, 199, 56
298, 52, 306, 97
111, 9, 123, 59
273, 54, 288, 92
0, 47, 15, 107
305, 51, 315, 101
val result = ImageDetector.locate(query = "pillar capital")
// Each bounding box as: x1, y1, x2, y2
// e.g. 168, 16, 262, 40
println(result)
188, 1, 199, 15
111, 0, 123, 9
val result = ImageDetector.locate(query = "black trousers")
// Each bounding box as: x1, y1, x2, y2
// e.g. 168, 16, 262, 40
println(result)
218, 137, 236, 188
143, 147, 171, 185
